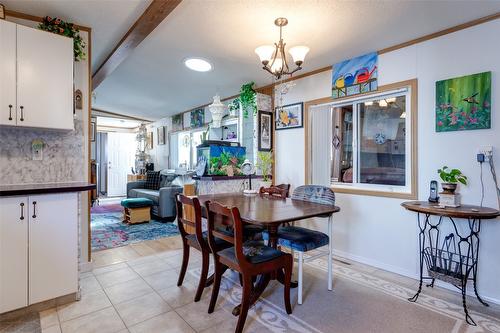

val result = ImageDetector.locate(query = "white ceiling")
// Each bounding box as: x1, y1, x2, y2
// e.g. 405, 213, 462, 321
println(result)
96, 116, 142, 129
4, 1, 500, 121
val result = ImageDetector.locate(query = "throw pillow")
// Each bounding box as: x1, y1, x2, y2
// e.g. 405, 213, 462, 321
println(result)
144, 171, 161, 190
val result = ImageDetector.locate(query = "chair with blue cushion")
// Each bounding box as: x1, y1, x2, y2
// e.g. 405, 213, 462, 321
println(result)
263, 185, 336, 304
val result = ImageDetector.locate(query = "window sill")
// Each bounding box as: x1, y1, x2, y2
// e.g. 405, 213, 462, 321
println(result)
331, 184, 417, 200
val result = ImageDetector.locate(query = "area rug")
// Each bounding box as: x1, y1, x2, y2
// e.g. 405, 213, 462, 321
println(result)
91, 203, 123, 214
91, 211, 179, 251
187, 252, 500, 333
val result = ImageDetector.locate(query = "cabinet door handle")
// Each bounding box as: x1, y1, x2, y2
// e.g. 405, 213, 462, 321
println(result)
8, 105, 13, 121
20, 202, 25, 220
32, 201, 37, 218
20, 106, 24, 121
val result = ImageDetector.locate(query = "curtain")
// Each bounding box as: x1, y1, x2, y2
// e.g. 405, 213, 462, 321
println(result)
310, 104, 332, 186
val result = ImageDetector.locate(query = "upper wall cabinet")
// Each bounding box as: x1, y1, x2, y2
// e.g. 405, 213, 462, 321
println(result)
0, 20, 74, 130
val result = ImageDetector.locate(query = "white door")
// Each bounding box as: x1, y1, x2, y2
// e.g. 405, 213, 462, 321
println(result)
0, 20, 17, 126
16, 24, 73, 130
107, 132, 136, 197
0, 196, 28, 313
29, 193, 78, 304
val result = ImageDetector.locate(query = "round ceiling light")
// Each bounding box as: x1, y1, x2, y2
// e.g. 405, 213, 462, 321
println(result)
184, 58, 212, 72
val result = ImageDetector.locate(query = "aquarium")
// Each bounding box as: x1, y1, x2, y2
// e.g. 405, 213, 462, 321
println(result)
196, 141, 246, 176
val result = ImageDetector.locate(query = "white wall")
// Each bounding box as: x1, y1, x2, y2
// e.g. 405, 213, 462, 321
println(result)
147, 117, 172, 170
275, 19, 500, 303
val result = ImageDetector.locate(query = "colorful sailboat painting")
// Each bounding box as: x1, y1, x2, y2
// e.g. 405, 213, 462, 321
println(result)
332, 52, 378, 99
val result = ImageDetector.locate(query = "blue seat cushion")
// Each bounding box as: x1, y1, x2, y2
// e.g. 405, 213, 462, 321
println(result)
186, 231, 231, 248
121, 198, 154, 208
218, 241, 283, 264
262, 226, 329, 252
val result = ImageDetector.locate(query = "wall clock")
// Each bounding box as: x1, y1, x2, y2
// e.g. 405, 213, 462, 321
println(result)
374, 132, 387, 144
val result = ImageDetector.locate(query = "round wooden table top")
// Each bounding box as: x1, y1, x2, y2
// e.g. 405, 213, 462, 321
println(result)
402, 201, 500, 219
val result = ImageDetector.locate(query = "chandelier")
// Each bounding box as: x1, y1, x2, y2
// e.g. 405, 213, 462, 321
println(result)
255, 18, 309, 80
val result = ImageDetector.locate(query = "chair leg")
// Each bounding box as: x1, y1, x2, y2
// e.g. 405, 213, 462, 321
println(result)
177, 242, 190, 286
194, 251, 209, 302
298, 251, 303, 305
283, 256, 293, 314
328, 215, 333, 291
235, 275, 253, 333
208, 261, 223, 313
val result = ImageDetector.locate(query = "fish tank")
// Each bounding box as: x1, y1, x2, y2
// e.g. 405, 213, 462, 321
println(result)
196, 141, 246, 176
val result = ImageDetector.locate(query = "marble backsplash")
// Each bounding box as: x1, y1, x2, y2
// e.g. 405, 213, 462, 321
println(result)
0, 118, 85, 185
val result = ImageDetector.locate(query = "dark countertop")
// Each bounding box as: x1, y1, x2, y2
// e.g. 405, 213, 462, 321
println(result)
192, 175, 266, 181
0, 182, 96, 197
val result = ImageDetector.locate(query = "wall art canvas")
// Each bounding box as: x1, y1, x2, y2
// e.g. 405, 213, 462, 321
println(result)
172, 114, 183, 131
146, 132, 153, 150
332, 52, 378, 99
275, 102, 303, 130
258, 111, 273, 151
436, 71, 491, 132
190, 108, 205, 128
157, 126, 165, 145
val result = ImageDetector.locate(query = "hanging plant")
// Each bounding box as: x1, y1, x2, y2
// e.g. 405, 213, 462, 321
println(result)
240, 82, 257, 118
228, 98, 240, 116
38, 16, 86, 61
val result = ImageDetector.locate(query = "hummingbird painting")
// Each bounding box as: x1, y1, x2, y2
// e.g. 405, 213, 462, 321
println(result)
462, 92, 479, 104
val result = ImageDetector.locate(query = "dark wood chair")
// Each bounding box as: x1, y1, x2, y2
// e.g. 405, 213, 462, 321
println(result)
205, 200, 293, 333
175, 194, 231, 302
275, 183, 291, 197
259, 186, 287, 198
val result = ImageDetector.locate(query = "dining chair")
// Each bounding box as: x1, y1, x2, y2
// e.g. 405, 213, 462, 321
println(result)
275, 183, 291, 197
205, 200, 293, 333
262, 185, 336, 305
175, 194, 231, 302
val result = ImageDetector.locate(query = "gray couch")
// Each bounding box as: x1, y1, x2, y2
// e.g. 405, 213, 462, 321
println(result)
127, 173, 182, 222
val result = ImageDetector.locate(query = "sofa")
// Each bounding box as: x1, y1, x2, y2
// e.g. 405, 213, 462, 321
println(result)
126, 173, 182, 222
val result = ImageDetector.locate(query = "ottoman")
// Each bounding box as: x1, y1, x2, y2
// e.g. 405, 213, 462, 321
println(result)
121, 198, 154, 224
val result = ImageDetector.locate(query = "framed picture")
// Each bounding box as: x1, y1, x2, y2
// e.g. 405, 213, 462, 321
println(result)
275, 102, 303, 130
258, 111, 273, 151
90, 121, 96, 142
171, 114, 183, 131
190, 108, 205, 128
146, 132, 153, 149
157, 126, 165, 145
436, 71, 491, 132
0, 4, 5, 20
332, 52, 378, 99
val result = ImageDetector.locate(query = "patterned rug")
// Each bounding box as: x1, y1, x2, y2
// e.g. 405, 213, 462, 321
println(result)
91, 211, 179, 251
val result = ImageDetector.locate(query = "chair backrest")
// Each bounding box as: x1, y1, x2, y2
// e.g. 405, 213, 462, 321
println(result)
205, 200, 248, 265
175, 194, 205, 246
259, 186, 287, 199
292, 185, 336, 206
275, 183, 291, 197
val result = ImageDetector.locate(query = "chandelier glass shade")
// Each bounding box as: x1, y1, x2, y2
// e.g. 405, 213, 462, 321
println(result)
255, 18, 309, 80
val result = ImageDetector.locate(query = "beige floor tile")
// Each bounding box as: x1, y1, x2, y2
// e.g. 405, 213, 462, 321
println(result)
39, 308, 60, 329
96, 267, 140, 288
126, 254, 161, 268
199, 315, 273, 333
80, 271, 94, 279
175, 297, 233, 331
143, 239, 171, 252
129, 242, 157, 256
93, 262, 129, 276
42, 324, 62, 333
104, 277, 155, 305
128, 312, 194, 333
114, 292, 171, 327
60, 307, 125, 333
129, 258, 172, 277
57, 289, 112, 322
80, 275, 103, 295
156, 281, 200, 308
155, 249, 183, 259
142, 268, 180, 291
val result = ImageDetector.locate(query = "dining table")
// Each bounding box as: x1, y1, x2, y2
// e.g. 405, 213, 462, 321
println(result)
197, 192, 340, 315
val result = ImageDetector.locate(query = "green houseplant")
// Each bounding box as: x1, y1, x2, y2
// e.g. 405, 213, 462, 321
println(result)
38, 16, 86, 61
437, 166, 467, 193
239, 82, 257, 118
256, 151, 273, 185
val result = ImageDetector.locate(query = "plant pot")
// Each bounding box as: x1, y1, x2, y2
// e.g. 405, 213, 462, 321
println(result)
441, 183, 457, 194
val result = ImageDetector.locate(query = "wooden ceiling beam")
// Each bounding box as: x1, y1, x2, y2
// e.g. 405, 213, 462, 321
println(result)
92, 0, 182, 89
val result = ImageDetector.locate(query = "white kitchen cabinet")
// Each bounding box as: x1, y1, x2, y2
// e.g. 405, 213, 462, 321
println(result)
0, 193, 78, 313
0, 20, 74, 130
0, 196, 28, 313
0, 20, 17, 126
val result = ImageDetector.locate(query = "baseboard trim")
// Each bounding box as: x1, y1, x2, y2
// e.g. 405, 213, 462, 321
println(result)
332, 249, 500, 306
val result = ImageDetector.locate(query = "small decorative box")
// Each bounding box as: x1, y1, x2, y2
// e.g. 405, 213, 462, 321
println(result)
439, 192, 461, 207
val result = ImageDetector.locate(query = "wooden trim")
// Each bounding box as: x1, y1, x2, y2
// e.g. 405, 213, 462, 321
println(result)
378, 12, 500, 54
87, 29, 93, 261
92, 0, 182, 88
304, 79, 418, 200
91, 108, 152, 122
5, 9, 91, 32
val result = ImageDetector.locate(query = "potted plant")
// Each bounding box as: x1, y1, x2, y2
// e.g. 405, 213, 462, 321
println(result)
437, 166, 467, 193
256, 151, 273, 188
239, 82, 257, 118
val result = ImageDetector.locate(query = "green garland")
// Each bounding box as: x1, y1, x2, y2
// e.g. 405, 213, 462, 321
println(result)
240, 82, 257, 118
38, 16, 86, 61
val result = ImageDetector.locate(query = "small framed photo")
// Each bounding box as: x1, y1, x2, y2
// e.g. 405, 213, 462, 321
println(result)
90, 121, 96, 142
147, 132, 153, 149
275, 102, 303, 130
0, 4, 5, 20
157, 126, 165, 145
258, 111, 273, 151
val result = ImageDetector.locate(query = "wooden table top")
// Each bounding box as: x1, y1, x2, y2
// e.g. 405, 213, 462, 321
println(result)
197, 192, 340, 226
401, 201, 500, 220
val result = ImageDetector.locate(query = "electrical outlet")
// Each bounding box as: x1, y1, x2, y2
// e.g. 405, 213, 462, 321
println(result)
478, 146, 493, 157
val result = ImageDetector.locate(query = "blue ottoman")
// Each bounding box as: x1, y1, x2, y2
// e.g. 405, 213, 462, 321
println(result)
121, 198, 154, 224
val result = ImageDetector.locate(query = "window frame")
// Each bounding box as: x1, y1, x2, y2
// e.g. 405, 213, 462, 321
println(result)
304, 79, 418, 200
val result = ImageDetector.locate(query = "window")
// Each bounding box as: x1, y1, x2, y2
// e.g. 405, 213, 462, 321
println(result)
308, 80, 417, 199
169, 128, 206, 170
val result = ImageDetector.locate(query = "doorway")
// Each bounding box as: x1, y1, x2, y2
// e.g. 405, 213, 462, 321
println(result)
107, 132, 136, 197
